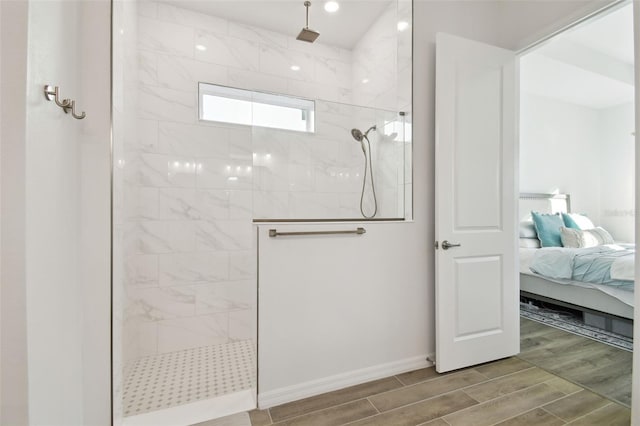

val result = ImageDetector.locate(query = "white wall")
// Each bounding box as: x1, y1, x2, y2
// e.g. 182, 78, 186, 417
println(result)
1, 0, 30, 424
520, 93, 602, 223
1, 0, 111, 424
599, 102, 635, 241
520, 92, 635, 241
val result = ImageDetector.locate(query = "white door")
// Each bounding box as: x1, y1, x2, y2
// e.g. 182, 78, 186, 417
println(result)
435, 33, 519, 373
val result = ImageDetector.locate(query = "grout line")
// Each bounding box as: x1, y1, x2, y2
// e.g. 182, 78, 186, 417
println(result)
540, 406, 569, 424
563, 402, 614, 424
270, 397, 375, 425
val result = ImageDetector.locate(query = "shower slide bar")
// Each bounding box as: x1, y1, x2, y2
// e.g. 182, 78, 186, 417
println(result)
44, 85, 86, 119
268, 227, 366, 237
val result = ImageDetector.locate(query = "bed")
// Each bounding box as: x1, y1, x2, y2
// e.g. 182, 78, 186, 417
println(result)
519, 193, 635, 327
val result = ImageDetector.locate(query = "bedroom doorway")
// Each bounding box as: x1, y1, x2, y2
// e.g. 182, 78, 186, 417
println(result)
518, 1, 635, 408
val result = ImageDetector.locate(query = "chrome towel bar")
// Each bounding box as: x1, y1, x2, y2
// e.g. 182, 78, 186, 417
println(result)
268, 227, 366, 237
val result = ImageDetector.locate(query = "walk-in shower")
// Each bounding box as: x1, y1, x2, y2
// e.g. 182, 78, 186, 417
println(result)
111, 0, 411, 424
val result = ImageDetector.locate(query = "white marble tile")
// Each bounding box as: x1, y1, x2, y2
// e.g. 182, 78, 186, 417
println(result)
138, 50, 158, 86
287, 38, 352, 63
195, 31, 259, 71
137, 1, 157, 19
157, 55, 228, 93
252, 191, 288, 219
195, 220, 254, 251
315, 57, 351, 89
157, 2, 228, 34
228, 21, 287, 49
158, 122, 229, 158
228, 127, 253, 161
125, 254, 159, 287
192, 280, 255, 315
124, 187, 159, 220
158, 252, 230, 286
137, 119, 160, 152
133, 153, 197, 188
195, 189, 231, 220
124, 320, 158, 361
229, 251, 257, 281
157, 314, 229, 352
228, 190, 252, 219
259, 45, 314, 82
287, 164, 314, 192
158, 188, 200, 220
229, 309, 255, 342
197, 157, 252, 190
138, 85, 196, 124
227, 68, 288, 95
138, 17, 194, 58
135, 220, 197, 254
289, 192, 340, 218
127, 286, 196, 321
338, 194, 363, 219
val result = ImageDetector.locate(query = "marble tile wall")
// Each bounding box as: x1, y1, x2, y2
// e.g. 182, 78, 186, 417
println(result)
252, 102, 405, 219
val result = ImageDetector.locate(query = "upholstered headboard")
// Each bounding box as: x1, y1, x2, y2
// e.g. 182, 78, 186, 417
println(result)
519, 193, 571, 221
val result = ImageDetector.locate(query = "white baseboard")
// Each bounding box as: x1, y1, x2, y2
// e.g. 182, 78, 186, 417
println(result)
258, 354, 434, 409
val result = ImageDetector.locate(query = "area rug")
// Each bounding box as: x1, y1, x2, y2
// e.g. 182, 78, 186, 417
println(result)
520, 302, 633, 352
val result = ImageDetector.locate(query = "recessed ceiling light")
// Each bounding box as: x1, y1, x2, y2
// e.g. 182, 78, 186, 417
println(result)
291, 65, 301, 71
195, 44, 207, 51
362, 78, 369, 84
324, 1, 339, 13
397, 21, 409, 32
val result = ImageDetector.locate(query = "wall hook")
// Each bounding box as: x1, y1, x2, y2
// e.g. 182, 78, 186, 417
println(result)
44, 85, 86, 119
70, 100, 86, 120
44, 85, 71, 109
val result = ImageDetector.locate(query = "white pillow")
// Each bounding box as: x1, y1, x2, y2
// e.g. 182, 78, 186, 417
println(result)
560, 226, 615, 248
519, 221, 537, 239
563, 213, 595, 230
519, 238, 541, 249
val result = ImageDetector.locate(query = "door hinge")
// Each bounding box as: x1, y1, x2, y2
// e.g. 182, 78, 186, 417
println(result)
434, 241, 439, 250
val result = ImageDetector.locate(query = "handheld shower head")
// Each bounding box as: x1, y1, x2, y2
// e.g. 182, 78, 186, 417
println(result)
351, 128, 364, 142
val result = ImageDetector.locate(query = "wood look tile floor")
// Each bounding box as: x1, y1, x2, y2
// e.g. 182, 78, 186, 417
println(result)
248, 319, 632, 426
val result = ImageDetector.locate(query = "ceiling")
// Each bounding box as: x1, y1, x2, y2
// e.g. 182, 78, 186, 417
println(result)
159, 0, 394, 49
521, 4, 634, 109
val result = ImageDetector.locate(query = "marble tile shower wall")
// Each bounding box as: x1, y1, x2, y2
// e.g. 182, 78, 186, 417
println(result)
121, 1, 362, 362
253, 102, 404, 219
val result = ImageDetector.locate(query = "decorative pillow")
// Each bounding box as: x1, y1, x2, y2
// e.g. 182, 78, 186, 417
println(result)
560, 226, 615, 248
519, 221, 537, 239
519, 238, 541, 249
531, 211, 564, 247
562, 213, 595, 230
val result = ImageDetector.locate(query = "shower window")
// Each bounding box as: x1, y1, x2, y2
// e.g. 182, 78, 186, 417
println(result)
199, 83, 315, 132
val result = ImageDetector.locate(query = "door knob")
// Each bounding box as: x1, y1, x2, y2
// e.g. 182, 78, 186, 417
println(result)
442, 240, 461, 250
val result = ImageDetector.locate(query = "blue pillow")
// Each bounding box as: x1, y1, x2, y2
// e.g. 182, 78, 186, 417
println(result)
531, 211, 564, 247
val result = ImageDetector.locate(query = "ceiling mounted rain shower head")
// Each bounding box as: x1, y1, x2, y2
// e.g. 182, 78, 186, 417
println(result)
297, 1, 320, 43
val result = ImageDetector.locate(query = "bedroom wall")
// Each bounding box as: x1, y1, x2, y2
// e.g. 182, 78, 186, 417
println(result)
520, 93, 602, 223
599, 102, 635, 242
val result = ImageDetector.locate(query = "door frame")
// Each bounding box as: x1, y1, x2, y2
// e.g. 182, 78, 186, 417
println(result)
513, 0, 638, 422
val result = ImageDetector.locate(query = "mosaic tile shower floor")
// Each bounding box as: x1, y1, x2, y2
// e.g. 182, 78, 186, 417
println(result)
123, 341, 256, 417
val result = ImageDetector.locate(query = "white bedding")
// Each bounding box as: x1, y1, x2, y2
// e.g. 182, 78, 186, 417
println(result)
520, 247, 635, 307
